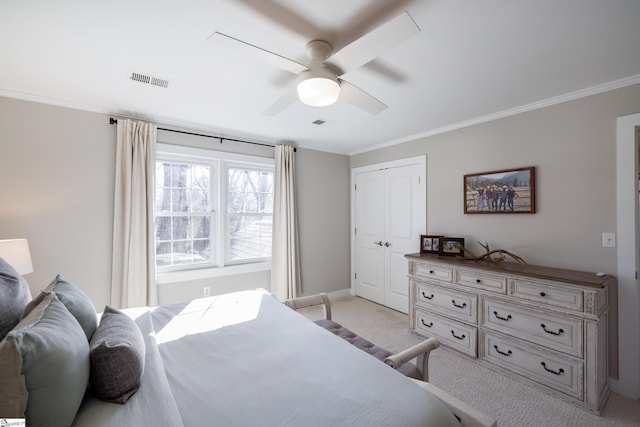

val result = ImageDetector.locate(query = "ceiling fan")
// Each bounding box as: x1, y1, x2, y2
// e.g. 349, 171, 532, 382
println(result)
208, 11, 420, 115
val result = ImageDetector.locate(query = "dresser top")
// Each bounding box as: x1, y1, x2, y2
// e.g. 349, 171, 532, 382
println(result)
405, 253, 615, 288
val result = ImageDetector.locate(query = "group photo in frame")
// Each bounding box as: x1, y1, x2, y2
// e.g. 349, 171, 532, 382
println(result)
464, 166, 535, 214
420, 235, 443, 254
440, 237, 465, 256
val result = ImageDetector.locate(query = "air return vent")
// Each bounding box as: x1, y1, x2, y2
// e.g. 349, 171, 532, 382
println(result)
130, 72, 169, 88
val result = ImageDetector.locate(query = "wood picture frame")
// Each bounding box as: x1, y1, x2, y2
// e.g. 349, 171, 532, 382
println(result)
464, 166, 535, 214
420, 235, 443, 254
440, 237, 465, 256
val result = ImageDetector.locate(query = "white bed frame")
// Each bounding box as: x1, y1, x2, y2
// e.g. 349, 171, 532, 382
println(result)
286, 294, 497, 427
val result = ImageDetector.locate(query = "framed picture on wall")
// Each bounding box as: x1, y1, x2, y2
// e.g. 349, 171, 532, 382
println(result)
464, 166, 535, 214
420, 235, 443, 254
440, 237, 465, 257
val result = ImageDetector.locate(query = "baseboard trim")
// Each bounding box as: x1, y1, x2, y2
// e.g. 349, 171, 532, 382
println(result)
326, 288, 353, 299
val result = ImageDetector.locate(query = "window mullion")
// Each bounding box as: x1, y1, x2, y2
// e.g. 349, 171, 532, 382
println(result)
215, 159, 225, 268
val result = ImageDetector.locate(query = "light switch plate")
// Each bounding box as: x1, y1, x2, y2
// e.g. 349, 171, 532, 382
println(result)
602, 232, 616, 248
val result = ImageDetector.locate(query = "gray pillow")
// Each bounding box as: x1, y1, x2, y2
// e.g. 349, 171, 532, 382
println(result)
0, 292, 90, 427
24, 275, 97, 340
0, 257, 32, 341
90, 306, 145, 403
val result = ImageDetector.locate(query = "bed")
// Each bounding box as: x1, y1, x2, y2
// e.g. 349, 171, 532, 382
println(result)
0, 265, 495, 427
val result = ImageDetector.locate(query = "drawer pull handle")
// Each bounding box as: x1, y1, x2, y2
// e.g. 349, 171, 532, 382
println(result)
541, 362, 565, 375
421, 319, 433, 328
539, 292, 546, 297
475, 279, 481, 283
422, 292, 434, 300
540, 324, 564, 336
450, 330, 466, 340
493, 345, 512, 357
451, 299, 467, 309
493, 311, 512, 321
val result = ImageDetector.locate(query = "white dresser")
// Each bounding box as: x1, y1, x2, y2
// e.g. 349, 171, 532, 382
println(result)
406, 253, 617, 414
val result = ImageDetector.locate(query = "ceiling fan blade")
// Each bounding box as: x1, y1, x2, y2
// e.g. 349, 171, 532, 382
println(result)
329, 11, 420, 75
263, 86, 299, 116
339, 80, 387, 115
208, 32, 308, 75
235, 0, 324, 41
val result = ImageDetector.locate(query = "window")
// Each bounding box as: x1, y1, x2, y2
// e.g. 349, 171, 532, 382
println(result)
227, 167, 274, 262
155, 160, 214, 268
155, 144, 274, 273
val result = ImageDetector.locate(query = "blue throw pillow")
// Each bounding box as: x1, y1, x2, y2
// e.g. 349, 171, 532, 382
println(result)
0, 293, 90, 426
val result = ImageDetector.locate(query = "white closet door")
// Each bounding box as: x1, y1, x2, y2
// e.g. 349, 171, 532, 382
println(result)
354, 170, 385, 304
384, 163, 424, 312
353, 157, 425, 313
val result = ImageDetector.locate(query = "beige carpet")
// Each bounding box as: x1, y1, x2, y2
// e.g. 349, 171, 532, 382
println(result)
298, 294, 640, 427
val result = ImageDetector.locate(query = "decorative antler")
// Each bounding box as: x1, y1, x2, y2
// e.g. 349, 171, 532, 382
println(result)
460, 241, 526, 266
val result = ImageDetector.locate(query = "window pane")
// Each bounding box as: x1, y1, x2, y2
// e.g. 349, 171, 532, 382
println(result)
172, 189, 188, 212
172, 217, 190, 240
171, 164, 187, 187
156, 216, 171, 240
228, 168, 274, 215
193, 216, 210, 239
244, 192, 258, 212
228, 215, 243, 238
193, 165, 210, 190
156, 241, 172, 266
190, 189, 209, 212
227, 214, 272, 262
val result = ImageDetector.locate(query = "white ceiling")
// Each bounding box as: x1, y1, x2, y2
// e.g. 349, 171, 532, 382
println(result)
1, 0, 639, 155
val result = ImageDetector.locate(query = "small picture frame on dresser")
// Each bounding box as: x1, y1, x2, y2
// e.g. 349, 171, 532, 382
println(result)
420, 235, 443, 254
440, 237, 465, 256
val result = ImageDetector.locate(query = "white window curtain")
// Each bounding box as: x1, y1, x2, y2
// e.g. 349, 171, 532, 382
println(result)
111, 119, 157, 308
271, 145, 301, 301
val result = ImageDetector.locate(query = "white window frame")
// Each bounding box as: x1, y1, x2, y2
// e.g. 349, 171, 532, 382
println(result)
155, 143, 273, 283
224, 160, 274, 266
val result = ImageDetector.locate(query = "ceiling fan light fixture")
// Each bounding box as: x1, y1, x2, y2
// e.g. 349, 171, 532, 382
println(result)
296, 70, 340, 107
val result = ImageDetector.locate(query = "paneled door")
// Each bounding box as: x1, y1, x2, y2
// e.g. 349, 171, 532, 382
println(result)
353, 156, 426, 313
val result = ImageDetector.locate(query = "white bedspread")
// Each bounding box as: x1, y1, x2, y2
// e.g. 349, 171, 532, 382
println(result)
74, 290, 460, 427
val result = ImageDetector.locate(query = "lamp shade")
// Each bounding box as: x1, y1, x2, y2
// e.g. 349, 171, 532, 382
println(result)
0, 239, 33, 275
296, 69, 340, 107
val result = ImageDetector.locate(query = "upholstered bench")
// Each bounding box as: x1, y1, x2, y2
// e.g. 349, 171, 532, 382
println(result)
285, 293, 440, 382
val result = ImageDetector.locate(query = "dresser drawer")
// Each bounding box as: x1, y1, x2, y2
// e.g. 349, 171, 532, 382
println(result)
416, 281, 478, 324
482, 299, 583, 357
454, 268, 507, 294
509, 278, 583, 312
413, 262, 453, 282
415, 309, 477, 357
481, 331, 584, 399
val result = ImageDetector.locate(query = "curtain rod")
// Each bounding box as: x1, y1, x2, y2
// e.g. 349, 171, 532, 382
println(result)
109, 118, 295, 151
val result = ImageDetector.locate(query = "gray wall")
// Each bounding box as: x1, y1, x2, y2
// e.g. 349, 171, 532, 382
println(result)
0, 96, 351, 308
352, 84, 640, 275
296, 148, 351, 295
0, 97, 115, 308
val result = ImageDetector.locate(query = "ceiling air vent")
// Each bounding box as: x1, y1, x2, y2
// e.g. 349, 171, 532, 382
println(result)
130, 72, 169, 88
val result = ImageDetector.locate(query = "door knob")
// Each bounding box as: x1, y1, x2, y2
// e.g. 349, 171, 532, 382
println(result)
384, 242, 391, 247
374, 241, 383, 246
